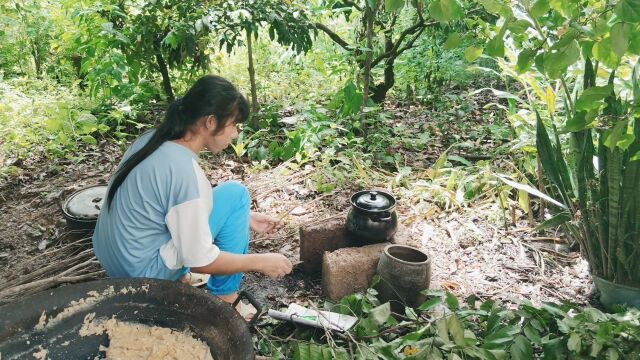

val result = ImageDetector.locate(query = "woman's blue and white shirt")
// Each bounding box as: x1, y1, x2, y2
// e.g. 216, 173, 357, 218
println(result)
93, 131, 219, 280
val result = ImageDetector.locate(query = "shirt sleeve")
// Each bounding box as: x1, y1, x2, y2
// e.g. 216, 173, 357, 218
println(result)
159, 159, 219, 269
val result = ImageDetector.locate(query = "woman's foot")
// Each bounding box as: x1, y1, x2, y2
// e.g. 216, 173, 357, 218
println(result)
179, 272, 210, 287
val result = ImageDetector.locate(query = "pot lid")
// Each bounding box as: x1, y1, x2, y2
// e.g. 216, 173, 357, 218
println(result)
64, 185, 107, 219
354, 191, 394, 210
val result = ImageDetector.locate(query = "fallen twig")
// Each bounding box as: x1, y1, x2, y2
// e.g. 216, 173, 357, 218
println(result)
0, 269, 104, 303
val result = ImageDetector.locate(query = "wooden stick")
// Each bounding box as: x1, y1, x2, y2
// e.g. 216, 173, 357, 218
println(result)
0, 270, 104, 302
522, 237, 563, 242
3, 250, 95, 288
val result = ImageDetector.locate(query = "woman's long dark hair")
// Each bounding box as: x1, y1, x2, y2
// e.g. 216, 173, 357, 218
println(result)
106, 75, 249, 210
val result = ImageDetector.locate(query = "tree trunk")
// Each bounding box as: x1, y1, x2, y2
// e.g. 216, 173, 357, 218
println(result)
31, 44, 41, 78
360, 4, 375, 132
247, 28, 259, 128
154, 43, 174, 101
371, 34, 395, 103
371, 58, 396, 103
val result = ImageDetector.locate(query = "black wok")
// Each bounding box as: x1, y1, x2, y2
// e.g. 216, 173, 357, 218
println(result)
0, 278, 255, 359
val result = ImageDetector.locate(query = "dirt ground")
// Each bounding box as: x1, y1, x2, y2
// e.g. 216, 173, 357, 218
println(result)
0, 152, 592, 310
0, 100, 594, 310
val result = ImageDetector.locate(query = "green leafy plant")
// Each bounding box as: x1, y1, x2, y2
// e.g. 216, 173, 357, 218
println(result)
0, 78, 100, 159
61, 0, 214, 101
255, 289, 640, 359
210, 0, 313, 124
467, 0, 640, 289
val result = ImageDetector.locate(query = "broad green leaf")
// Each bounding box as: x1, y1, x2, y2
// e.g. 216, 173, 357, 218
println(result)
436, 317, 450, 343
293, 343, 334, 360
523, 323, 542, 344
549, 0, 578, 18
46, 118, 63, 132
575, 85, 613, 111
405, 306, 418, 320
445, 291, 459, 310
611, 23, 631, 58
541, 303, 567, 317
477, 0, 501, 13
565, 110, 598, 132
530, 0, 550, 17
567, 333, 581, 352
447, 315, 465, 346
385, 0, 404, 12
593, 37, 620, 69
341, 81, 362, 115
604, 120, 633, 150
542, 337, 567, 359
448, 155, 472, 166
616, 132, 636, 150
615, 0, 640, 23
591, 340, 604, 357
582, 307, 608, 322
483, 325, 520, 346
510, 335, 533, 360
428, 0, 463, 23
418, 296, 442, 310
369, 302, 391, 325
486, 35, 505, 57
629, 25, 640, 54
508, 19, 531, 34
487, 349, 507, 360
477, 0, 511, 16
544, 40, 580, 78
81, 135, 97, 145
443, 32, 461, 49
465, 46, 483, 62
516, 48, 537, 73
535, 211, 571, 231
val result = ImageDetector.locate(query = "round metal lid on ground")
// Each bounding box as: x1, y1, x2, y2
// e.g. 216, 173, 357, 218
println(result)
63, 185, 107, 219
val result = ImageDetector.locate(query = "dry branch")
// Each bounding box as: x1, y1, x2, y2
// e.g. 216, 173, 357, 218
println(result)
0, 270, 104, 303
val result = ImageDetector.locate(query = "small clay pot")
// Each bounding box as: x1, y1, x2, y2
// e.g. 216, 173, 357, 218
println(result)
346, 190, 398, 244
375, 244, 431, 310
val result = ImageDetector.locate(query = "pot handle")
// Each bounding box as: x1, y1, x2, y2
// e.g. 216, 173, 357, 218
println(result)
371, 211, 392, 222
233, 290, 266, 327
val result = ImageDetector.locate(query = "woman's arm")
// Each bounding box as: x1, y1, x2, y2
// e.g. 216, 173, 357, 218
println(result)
191, 251, 292, 278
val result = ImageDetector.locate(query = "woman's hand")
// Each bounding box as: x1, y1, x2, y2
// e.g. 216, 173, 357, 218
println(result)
256, 253, 293, 278
249, 212, 283, 234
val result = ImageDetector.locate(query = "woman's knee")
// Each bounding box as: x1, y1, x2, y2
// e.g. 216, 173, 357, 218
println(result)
213, 181, 250, 209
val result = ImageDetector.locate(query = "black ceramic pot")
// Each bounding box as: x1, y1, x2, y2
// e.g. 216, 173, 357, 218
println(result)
346, 190, 398, 244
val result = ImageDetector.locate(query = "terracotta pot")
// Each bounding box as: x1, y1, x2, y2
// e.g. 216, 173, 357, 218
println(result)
375, 244, 431, 310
